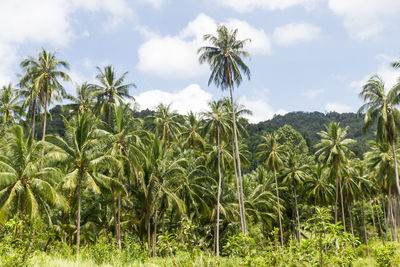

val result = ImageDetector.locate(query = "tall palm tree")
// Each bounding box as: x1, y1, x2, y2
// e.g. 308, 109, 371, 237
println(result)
315, 122, 355, 227
304, 163, 335, 206
358, 75, 400, 195
256, 132, 287, 251
64, 82, 96, 114
202, 100, 231, 256
198, 25, 251, 234
281, 153, 309, 241
0, 84, 23, 131
92, 65, 135, 123
18, 80, 40, 141
20, 49, 71, 167
0, 125, 65, 225
148, 103, 182, 146
45, 112, 118, 253
181, 111, 206, 155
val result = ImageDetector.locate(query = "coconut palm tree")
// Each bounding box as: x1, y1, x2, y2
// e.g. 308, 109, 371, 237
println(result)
358, 75, 400, 195
198, 25, 251, 234
256, 132, 287, 251
20, 49, 71, 168
202, 100, 231, 256
315, 122, 355, 228
64, 82, 96, 114
304, 163, 335, 206
181, 111, 206, 155
0, 125, 65, 225
148, 103, 182, 147
0, 84, 23, 131
45, 112, 119, 253
281, 153, 309, 241
92, 65, 135, 123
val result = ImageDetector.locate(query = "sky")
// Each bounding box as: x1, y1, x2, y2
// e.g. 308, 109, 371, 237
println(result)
1, 0, 400, 123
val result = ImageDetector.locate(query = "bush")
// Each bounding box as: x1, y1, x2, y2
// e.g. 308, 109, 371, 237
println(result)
374, 242, 400, 267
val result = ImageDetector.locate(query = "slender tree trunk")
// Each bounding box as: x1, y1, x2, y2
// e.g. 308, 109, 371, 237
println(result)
274, 169, 284, 252
229, 86, 246, 234
111, 187, 118, 243
371, 199, 376, 234
146, 213, 151, 253
390, 140, 400, 196
339, 179, 346, 232
294, 184, 301, 241
232, 141, 243, 232
216, 124, 223, 256
162, 213, 165, 235
347, 201, 356, 253
361, 197, 370, 257
388, 192, 398, 241
383, 195, 389, 242
40, 103, 48, 170
31, 99, 36, 141
117, 192, 121, 249
76, 176, 82, 254
334, 171, 339, 224
375, 200, 384, 244
152, 205, 158, 257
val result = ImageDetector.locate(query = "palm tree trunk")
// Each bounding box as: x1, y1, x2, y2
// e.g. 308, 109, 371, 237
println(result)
146, 213, 151, 253
232, 141, 243, 232
152, 205, 158, 257
347, 201, 355, 253
383, 195, 389, 242
117, 192, 121, 249
390, 140, 400, 196
334, 171, 339, 224
229, 85, 246, 234
273, 169, 284, 252
361, 197, 369, 257
40, 103, 48, 170
216, 124, 222, 256
388, 192, 398, 241
76, 176, 82, 254
339, 179, 346, 232
374, 200, 384, 244
31, 99, 36, 141
294, 184, 301, 241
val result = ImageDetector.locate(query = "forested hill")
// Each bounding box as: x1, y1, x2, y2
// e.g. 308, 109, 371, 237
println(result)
46, 106, 373, 160
244, 111, 374, 160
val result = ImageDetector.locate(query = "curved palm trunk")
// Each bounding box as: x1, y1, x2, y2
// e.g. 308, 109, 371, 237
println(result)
215, 124, 223, 256
232, 141, 243, 232
76, 176, 82, 254
390, 140, 400, 196
294, 184, 301, 241
383, 195, 389, 242
229, 85, 246, 234
273, 169, 284, 252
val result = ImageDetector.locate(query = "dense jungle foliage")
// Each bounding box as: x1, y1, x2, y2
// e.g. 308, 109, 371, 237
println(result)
1, 25, 400, 266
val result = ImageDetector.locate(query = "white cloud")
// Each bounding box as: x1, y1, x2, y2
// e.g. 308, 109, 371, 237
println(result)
0, 0, 133, 85
301, 89, 324, 100
239, 96, 287, 123
137, 13, 271, 79
325, 102, 353, 113
328, 0, 400, 40
350, 56, 399, 92
134, 84, 212, 114
273, 22, 321, 46
210, 0, 321, 12
141, 0, 164, 9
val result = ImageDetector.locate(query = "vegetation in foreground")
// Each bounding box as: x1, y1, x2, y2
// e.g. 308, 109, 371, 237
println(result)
1, 25, 400, 266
